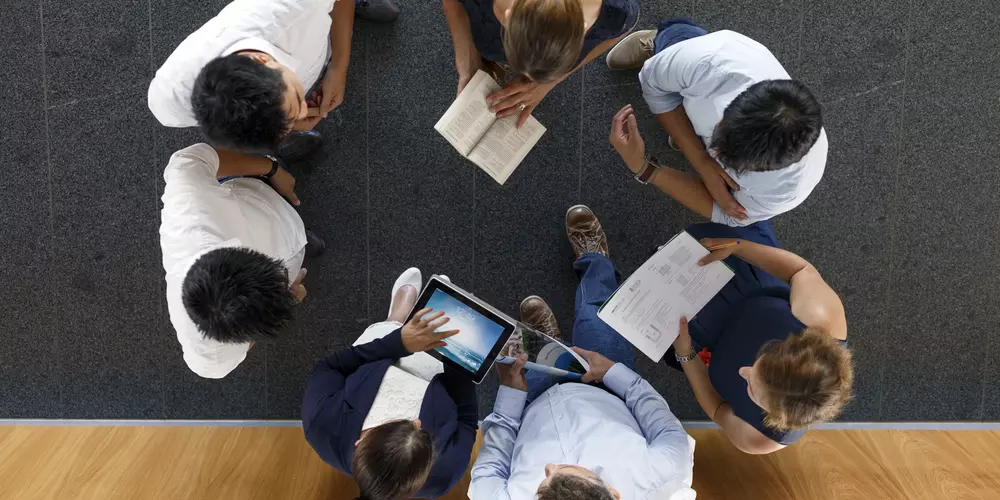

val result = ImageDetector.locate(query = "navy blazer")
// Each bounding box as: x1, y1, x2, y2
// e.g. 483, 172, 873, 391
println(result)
301, 328, 479, 498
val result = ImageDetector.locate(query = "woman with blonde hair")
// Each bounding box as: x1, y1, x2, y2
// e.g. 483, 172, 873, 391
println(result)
442, 0, 638, 126
667, 221, 853, 454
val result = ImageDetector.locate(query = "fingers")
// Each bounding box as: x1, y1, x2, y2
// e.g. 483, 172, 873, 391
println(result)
418, 310, 446, 325
611, 104, 633, 126
487, 80, 529, 104
720, 169, 740, 191
426, 315, 452, 330
571, 346, 594, 360
293, 267, 308, 285
513, 354, 527, 371
516, 104, 535, 128
680, 316, 689, 331
287, 188, 300, 206
491, 94, 522, 115
436, 329, 461, 339
698, 250, 727, 266
625, 113, 640, 139
410, 308, 433, 323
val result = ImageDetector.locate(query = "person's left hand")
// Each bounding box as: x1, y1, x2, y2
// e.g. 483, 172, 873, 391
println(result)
318, 66, 348, 117
291, 268, 308, 303
697, 238, 741, 266
486, 75, 556, 128
571, 347, 616, 383
673, 316, 693, 354
609, 104, 646, 173
268, 167, 300, 206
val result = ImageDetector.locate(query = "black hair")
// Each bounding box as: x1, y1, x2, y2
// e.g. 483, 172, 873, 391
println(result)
181, 247, 297, 344
537, 473, 616, 500
710, 79, 823, 173
191, 54, 291, 154
351, 420, 435, 500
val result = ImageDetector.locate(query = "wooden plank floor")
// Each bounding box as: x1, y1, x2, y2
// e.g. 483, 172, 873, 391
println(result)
1, 426, 998, 500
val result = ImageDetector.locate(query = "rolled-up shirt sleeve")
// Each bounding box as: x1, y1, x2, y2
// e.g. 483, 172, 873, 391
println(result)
469, 386, 526, 500
639, 45, 714, 114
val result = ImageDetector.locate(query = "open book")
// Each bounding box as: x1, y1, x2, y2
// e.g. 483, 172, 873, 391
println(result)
598, 231, 735, 362
496, 324, 589, 380
434, 70, 547, 185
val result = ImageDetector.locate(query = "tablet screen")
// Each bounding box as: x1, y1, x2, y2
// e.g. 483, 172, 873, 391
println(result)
425, 289, 507, 373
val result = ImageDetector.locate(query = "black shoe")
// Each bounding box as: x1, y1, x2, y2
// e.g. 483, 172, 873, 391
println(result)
305, 229, 326, 258
277, 130, 323, 164
356, 0, 399, 23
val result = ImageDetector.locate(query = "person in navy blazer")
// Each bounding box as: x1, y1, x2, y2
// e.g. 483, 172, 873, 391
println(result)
302, 269, 479, 500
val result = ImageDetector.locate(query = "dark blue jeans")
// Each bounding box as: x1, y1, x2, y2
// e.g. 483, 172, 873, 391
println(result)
653, 17, 709, 54
525, 253, 638, 402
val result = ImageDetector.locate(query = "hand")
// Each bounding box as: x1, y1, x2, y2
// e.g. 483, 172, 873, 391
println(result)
268, 168, 300, 206
487, 75, 556, 128
697, 238, 741, 266
292, 115, 322, 132
697, 159, 747, 220
496, 354, 528, 391
290, 268, 307, 303
672, 316, 694, 355
457, 56, 485, 96
401, 308, 461, 353
318, 66, 347, 117
609, 104, 646, 173
571, 347, 616, 383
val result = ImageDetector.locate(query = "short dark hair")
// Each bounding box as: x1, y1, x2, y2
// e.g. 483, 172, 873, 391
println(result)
537, 474, 616, 500
181, 247, 296, 344
191, 54, 291, 154
352, 420, 435, 500
710, 79, 823, 173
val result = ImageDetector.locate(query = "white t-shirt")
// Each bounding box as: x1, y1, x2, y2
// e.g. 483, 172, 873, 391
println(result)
160, 144, 307, 378
148, 0, 335, 128
639, 30, 828, 227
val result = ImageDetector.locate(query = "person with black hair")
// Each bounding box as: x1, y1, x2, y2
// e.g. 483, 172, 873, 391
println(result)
160, 143, 323, 378
604, 20, 827, 227
149, 0, 398, 161
302, 268, 479, 500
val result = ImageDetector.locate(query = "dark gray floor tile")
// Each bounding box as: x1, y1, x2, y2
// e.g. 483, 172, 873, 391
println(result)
0, 1, 61, 418
267, 319, 359, 419
692, 0, 803, 67
48, 90, 168, 418
983, 331, 1000, 420
771, 85, 901, 421
879, 85, 1000, 421
906, 0, 1000, 99
42, 0, 150, 106
163, 350, 266, 419
472, 73, 582, 340
366, 1, 476, 317
582, 0, 693, 90
796, 0, 906, 105
150, 0, 231, 69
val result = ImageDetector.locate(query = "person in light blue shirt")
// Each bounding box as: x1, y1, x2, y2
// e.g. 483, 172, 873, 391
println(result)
470, 205, 696, 500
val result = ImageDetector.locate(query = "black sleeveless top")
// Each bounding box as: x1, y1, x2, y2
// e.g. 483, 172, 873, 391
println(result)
458, 0, 639, 63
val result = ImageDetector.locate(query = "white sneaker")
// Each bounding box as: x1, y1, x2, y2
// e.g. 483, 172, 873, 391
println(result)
389, 267, 422, 319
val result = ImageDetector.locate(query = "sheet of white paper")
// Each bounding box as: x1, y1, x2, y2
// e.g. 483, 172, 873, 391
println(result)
467, 114, 546, 184
433, 70, 501, 157
598, 232, 734, 362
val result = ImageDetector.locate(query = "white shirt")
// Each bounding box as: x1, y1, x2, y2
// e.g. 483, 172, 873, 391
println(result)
472, 365, 697, 500
160, 144, 307, 378
148, 0, 335, 128
639, 30, 828, 227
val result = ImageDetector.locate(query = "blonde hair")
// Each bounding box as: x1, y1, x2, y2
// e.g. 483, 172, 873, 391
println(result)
503, 0, 585, 82
756, 329, 854, 431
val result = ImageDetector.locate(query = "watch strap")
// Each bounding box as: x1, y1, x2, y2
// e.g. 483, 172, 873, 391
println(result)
633, 155, 659, 185
675, 349, 700, 363
260, 154, 282, 180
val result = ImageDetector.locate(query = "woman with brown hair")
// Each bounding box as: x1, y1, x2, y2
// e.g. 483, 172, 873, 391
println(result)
666, 221, 853, 454
442, 0, 638, 126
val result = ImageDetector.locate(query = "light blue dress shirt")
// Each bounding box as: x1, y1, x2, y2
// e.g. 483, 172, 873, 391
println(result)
470, 364, 697, 499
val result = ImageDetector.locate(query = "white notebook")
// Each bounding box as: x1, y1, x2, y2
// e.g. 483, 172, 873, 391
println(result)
598, 231, 735, 362
434, 70, 546, 185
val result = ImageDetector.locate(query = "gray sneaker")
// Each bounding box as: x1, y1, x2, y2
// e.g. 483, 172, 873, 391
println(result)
606, 30, 656, 70
356, 0, 398, 23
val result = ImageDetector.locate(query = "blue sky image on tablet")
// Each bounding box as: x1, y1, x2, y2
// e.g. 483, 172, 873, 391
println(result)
425, 289, 505, 372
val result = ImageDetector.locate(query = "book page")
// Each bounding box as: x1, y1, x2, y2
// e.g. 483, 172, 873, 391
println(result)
433, 70, 501, 157
467, 114, 546, 185
597, 232, 734, 362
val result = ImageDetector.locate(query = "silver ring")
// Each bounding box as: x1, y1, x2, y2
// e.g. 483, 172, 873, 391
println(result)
519, 103, 526, 111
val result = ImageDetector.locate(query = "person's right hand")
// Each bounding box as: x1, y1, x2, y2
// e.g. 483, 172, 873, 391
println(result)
268, 168, 300, 206
292, 115, 322, 132
401, 308, 461, 353
457, 55, 485, 95
496, 354, 528, 391
571, 347, 616, 383
698, 159, 747, 220
290, 268, 307, 302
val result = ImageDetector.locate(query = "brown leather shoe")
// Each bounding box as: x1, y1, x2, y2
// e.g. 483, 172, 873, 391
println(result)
565, 205, 609, 259
520, 295, 561, 339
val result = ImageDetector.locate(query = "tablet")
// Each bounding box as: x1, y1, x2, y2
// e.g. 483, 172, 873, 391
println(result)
405, 276, 516, 384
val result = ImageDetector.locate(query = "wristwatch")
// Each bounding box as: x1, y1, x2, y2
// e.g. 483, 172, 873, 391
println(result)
633, 155, 660, 185
259, 154, 283, 181
675, 349, 700, 363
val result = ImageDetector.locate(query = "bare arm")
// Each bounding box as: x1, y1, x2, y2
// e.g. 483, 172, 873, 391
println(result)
655, 108, 715, 175
215, 149, 273, 178
442, 0, 482, 92
647, 164, 714, 219
329, 0, 354, 75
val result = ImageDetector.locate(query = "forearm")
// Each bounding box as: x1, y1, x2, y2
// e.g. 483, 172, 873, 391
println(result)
731, 242, 811, 284
442, 0, 478, 66
329, 1, 355, 72
648, 165, 714, 219
656, 108, 715, 174
680, 357, 726, 422
214, 149, 273, 178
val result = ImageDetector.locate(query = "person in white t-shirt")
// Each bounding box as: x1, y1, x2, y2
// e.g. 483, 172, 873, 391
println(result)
148, 0, 397, 163
160, 143, 324, 378
603, 18, 827, 227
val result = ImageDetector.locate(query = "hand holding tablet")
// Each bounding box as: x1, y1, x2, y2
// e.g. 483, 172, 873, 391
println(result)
402, 308, 461, 353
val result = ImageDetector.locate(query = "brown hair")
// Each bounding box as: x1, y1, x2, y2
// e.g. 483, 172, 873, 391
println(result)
537, 474, 617, 500
755, 329, 854, 431
351, 420, 435, 500
503, 0, 585, 82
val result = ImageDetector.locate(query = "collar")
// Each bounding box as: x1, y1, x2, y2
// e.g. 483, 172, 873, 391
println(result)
223, 38, 300, 75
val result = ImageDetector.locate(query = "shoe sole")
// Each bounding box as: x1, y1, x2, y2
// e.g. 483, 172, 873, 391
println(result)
606, 30, 655, 70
